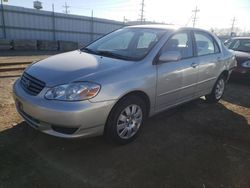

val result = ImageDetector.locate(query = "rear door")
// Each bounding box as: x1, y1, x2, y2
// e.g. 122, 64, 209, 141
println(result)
193, 31, 222, 96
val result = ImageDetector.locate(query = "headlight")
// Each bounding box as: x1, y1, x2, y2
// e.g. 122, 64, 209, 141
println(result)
45, 82, 101, 101
242, 60, 250, 68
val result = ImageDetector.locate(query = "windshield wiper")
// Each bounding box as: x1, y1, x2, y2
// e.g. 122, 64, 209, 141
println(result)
81, 47, 98, 54
96, 50, 133, 60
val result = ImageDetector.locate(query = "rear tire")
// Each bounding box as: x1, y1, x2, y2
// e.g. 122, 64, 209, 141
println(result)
205, 75, 226, 103
105, 95, 147, 145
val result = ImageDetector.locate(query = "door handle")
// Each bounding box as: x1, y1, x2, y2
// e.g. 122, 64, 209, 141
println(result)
191, 63, 198, 68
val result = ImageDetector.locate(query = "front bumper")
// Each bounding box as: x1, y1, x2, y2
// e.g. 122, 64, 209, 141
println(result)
13, 79, 116, 138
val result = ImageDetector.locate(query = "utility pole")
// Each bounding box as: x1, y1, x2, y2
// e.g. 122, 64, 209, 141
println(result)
192, 6, 200, 28
123, 16, 127, 25
62, 2, 70, 14
0, 0, 6, 39
52, 3, 56, 41
91, 10, 94, 41
243, 27, 246, 36
231, 17, 236, 35
139, 0, 145, 24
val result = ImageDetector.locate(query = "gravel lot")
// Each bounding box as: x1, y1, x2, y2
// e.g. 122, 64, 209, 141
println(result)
0, 55, 249, 188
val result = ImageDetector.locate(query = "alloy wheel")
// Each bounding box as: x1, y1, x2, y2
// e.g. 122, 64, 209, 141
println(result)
116, 104, 143, 139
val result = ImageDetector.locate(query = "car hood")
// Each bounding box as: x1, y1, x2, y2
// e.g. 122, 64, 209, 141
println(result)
233, 50, 250, 63
25, 50, 131, 87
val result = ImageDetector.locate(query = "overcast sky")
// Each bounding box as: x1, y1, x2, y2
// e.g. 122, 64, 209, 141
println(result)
3, 0, 250, 30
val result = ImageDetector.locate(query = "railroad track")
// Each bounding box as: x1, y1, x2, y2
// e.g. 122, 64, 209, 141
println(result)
0, 61, 31, 78
0, 53, 54, 78
0, 62, 30, 72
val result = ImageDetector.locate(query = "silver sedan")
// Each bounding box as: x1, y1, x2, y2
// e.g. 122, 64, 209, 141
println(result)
13, 25, 236, 144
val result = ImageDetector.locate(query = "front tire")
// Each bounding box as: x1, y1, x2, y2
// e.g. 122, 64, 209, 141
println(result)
105, 95, 147, 145
205, 75, 226, 103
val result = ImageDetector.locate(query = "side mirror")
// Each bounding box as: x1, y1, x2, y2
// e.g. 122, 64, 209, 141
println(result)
158, 51, 182, 62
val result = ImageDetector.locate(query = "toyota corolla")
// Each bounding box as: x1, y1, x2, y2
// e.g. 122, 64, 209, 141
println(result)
13, 25, 236, 144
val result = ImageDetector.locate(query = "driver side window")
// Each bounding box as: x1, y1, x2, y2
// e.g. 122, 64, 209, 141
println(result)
162, 32, 193, 59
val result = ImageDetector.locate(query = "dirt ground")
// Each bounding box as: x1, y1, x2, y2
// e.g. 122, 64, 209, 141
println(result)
0, 64, 250, 187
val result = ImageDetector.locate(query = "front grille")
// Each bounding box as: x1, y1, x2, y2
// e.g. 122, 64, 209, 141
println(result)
20, 72, 45, 96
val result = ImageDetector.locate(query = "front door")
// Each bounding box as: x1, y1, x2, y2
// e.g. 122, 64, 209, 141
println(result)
156, 31, 198, 112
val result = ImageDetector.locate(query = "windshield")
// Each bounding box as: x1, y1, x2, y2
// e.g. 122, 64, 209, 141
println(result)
228, 39, 250, 53
82, 28, 166, 61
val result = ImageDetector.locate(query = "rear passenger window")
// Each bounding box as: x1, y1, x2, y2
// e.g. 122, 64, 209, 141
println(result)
194, 32, 220, 56
162, 32, 193, 59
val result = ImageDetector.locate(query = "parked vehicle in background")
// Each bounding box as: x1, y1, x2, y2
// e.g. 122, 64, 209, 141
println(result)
224, 38, 233, 47
13, 25, 236, 144
226, 37, 250, 79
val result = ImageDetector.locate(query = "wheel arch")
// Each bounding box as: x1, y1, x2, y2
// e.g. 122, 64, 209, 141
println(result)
114, 90, 151, 117
220, 70, 229, 81
104, 90, 151, 134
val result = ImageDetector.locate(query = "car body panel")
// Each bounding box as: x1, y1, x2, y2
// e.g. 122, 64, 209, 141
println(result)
13, 79, 116, 138
225, 37, 250, 77
26, 50, 133, 87
155, 57, 199, 112
233, 51, 250, 75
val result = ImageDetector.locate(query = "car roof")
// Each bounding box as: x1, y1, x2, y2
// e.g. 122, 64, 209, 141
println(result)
126, 24, 179, 30
126, 24, 210, 33
231, 37, 250, 40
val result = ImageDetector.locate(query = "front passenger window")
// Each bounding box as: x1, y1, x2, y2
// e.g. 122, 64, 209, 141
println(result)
162, 32, 193, 59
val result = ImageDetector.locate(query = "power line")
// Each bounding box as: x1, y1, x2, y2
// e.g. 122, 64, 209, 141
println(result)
185, 14, 193, 27
70, 5, 137, 12
66, 1, 134, 11
139, 0, 145, 23
62, 2, 70, 14
71, 0, 128, 7
192, 6, 200, 28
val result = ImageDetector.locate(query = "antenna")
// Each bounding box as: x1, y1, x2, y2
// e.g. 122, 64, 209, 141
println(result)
192, 6, 200, 28
62, 2, 70, 14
